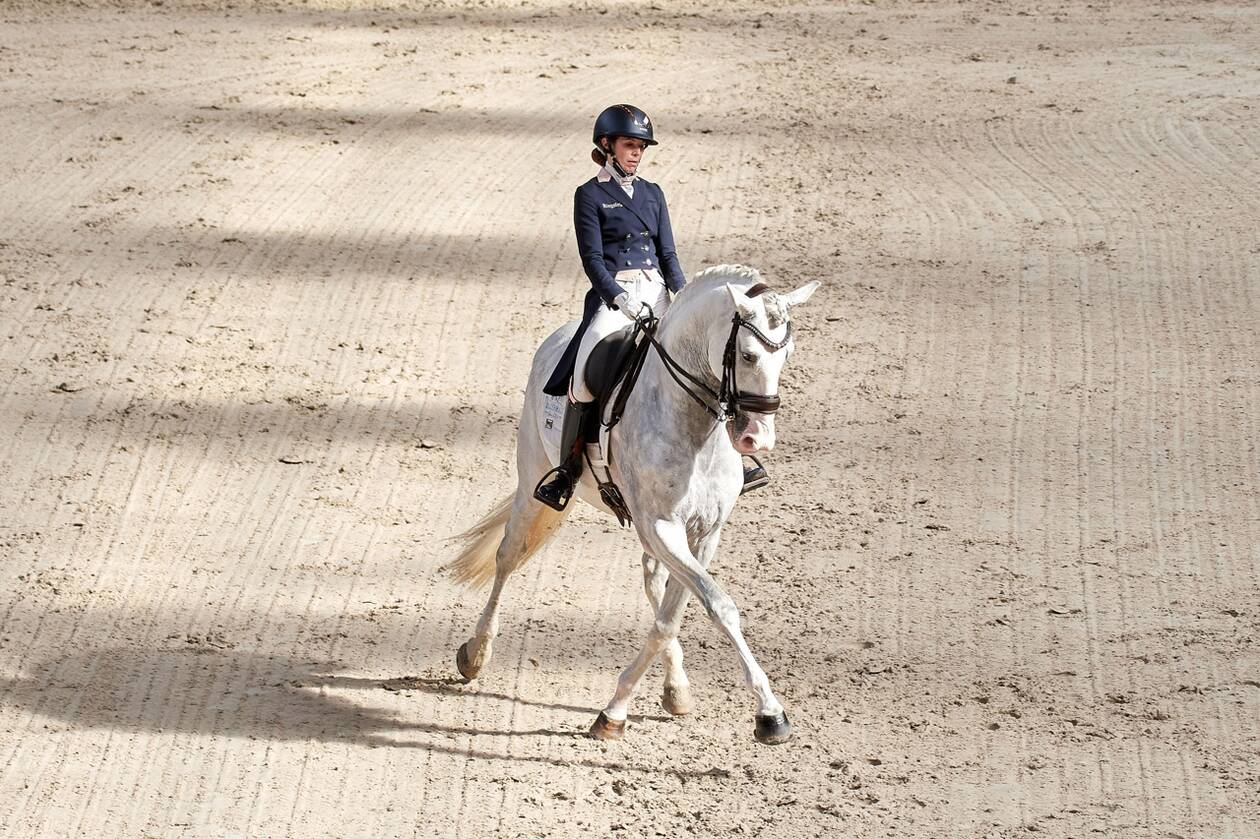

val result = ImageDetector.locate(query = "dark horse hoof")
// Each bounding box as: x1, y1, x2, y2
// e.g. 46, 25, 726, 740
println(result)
588, 712, 626, 741
455, 641, 480, 682
754, 711, 792, 745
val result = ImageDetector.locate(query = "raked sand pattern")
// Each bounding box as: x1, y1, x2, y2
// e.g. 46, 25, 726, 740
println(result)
1, 1, 1258, 836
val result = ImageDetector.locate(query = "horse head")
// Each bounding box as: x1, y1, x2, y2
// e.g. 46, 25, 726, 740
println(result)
712, 277, 821, 455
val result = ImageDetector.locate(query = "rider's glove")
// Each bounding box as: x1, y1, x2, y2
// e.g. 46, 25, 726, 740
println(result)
614, 291, 647, 320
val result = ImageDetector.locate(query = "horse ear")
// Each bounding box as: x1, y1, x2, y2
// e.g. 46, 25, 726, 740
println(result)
781, 280, 821, 309
725, 283, 757, 318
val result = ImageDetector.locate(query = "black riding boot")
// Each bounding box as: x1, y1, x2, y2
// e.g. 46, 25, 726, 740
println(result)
534, 399, 596, 511
740, 454, 770, 495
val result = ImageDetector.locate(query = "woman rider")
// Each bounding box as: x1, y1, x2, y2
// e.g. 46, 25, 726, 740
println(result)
534, 104, 769, 511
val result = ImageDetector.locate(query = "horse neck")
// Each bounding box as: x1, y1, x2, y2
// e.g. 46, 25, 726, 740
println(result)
642, 298, 726, 446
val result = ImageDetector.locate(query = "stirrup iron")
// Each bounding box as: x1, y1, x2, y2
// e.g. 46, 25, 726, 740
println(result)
740, 454, 770, 496
533, 465, 575, 511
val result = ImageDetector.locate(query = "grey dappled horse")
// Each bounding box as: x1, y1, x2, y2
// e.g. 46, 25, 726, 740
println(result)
445, 264, 820, 744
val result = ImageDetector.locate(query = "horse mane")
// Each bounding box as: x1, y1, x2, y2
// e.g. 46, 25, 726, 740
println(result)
673, 264, 766, 300
670, 264, 787, 327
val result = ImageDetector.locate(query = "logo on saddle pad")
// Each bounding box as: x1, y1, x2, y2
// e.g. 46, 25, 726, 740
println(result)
601, 202, 624, 209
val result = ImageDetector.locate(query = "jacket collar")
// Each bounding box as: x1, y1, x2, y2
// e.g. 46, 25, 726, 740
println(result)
594, 174, 655, 233
597, 160, 636, 190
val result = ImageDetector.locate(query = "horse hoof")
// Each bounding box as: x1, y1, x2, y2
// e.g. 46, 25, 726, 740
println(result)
754, 711, 792, 745
661, 685, 693, 717
588, 712, 626, 741
455, 641, 481, 682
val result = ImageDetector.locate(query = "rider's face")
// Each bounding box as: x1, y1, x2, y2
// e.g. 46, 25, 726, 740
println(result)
610, 137, 647, 173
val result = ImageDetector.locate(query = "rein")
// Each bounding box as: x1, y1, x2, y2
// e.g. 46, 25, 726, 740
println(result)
606, 297, 791, 431
592, 288, 790, 527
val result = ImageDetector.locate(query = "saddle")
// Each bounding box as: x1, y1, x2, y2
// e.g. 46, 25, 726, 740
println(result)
573, 323, 655, 527
583, 326, 639, 405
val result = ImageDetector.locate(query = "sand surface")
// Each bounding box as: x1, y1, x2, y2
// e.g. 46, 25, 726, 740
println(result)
1, 0, 1258, 836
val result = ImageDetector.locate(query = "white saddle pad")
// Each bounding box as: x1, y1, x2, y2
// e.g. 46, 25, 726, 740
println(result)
539, 393, 615, 473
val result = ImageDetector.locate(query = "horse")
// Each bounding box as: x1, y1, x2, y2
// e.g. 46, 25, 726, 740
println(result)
444, 264, 820, 744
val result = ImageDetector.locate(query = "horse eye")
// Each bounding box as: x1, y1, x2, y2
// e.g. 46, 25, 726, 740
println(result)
741, 351, 757, 364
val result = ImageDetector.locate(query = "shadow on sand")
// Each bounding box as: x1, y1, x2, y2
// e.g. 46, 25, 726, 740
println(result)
0, 645, 703, 777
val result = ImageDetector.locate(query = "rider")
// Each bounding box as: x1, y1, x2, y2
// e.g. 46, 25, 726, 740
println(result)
534, 104, 769, 511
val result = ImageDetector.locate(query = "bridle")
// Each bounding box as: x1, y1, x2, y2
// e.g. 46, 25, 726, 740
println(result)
607, 284, 791, 430
720, 307, 792, 416
592, 283, 790, 526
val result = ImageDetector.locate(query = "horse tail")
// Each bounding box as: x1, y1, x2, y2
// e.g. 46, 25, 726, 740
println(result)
443, 493, 564, 589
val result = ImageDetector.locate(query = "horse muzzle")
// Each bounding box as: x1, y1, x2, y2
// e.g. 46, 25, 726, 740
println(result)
729, 412, 776, 454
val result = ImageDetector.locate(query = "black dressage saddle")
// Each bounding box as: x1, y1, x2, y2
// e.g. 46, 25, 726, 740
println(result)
574, 323, 649, 526
583, 325, 639, 406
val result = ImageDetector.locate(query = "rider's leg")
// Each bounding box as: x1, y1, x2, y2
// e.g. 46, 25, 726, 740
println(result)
570, 295, 630, 402
534, 298, 629, 510
537, 269, 673, 510
637, 269, 669, 317
533, 396, 595, 510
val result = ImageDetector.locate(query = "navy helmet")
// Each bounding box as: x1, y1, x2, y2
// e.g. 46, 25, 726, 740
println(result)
593, 104, 657, 148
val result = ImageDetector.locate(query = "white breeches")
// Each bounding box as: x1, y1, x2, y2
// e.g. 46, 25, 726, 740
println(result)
569, 268, 671, 403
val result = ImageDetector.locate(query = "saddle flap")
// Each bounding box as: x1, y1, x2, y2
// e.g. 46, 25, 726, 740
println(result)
584, 326, 638, 404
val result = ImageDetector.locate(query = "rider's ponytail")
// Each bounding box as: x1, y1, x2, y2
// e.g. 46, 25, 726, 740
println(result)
591, 146, 607, 166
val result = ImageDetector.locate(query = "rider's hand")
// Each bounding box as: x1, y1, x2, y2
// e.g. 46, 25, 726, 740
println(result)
614, 291, 647, 320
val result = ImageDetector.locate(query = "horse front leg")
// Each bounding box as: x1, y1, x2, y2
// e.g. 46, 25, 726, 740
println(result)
641, 551, 693, 716
590, 573, 691, 740
593, 521, 790, 745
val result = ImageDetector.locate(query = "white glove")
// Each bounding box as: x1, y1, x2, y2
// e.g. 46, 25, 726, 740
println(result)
614, 291, 647, 320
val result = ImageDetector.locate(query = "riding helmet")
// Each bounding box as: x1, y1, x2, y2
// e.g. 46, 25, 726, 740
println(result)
592, 104, 657, 147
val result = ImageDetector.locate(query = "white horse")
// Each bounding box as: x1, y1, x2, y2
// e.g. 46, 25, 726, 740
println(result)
445, 264, 820, 744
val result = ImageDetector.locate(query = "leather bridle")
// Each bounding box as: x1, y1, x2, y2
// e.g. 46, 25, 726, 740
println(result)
644, 313, 790, 424
612, 284, 790, 428
720, 312, 791, 416
591, 286, 790, 526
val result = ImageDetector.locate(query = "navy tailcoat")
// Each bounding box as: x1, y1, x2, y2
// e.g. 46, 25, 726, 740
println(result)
542, 174, 686, 396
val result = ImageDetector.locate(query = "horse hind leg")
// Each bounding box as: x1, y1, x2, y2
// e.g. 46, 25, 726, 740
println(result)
452, 489, 567, 681
641, 552, 693, 716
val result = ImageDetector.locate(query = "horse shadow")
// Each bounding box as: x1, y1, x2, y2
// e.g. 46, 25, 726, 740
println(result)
0, 645, 694, 777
